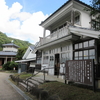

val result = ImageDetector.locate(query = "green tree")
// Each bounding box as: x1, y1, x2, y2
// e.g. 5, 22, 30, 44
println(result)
3, 61, 18, 70
15, 47, 27, 60
90, 0, 100, 30
3, 62, 11, 70
9, 61, 18, 70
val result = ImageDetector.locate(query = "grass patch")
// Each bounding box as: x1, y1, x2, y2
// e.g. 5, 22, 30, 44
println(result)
39, 82, 100, 100
0, 68, 2, 70
14, 73, 32, 80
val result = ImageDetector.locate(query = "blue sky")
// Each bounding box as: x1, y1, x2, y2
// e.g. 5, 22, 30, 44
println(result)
5, 0, 91, 14
1, 0, 91, 44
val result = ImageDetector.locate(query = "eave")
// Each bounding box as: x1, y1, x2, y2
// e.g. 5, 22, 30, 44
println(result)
69, 26, 100, 39
40, 0, 91, 29
36, 33, 80, 50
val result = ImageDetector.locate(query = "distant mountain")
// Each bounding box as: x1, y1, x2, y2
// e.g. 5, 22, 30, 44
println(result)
0, 31, 32, 50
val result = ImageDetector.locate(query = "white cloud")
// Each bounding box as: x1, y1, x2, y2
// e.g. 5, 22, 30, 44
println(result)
0, 0, 49, 44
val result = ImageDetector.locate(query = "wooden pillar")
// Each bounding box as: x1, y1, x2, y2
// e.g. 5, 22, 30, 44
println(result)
71, 10, 75, 25
4, 57, 7, 64
95, 39, 99, 64
43, 28, 46, 37
11, 57, 13, 62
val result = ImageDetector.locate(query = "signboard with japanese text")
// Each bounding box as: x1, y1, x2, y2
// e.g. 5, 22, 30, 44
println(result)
65, 59, 94, 86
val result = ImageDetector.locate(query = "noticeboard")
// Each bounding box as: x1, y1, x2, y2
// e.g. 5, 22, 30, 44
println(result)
65, 59, 94, 86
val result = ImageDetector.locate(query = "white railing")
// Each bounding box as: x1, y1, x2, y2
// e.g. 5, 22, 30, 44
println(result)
40, 26, 69, 45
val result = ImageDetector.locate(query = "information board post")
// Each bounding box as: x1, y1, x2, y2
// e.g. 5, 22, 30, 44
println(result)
65, 59, 95, 90
92, 59, 95, 92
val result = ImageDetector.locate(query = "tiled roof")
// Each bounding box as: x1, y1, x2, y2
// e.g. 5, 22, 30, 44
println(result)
0, 51, 17, 56
40, 0, 92, 26
2, 43, 19, 48
29, 45, 35, 50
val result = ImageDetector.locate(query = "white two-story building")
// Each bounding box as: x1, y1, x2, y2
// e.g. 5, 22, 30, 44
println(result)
36, 0, 100, 88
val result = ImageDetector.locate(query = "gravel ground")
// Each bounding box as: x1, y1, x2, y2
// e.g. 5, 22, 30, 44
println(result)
0, 72, 26, 100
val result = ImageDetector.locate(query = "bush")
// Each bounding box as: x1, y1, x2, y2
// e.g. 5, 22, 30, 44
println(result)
40, 90, 49, 100
3, 61, 11, 70
9, 61, 18, 70
3, 61, 18, 70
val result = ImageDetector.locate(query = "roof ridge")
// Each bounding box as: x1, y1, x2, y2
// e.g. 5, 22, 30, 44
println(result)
40, 0, 91, 26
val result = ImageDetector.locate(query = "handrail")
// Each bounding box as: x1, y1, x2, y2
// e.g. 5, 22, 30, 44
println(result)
17, 67, 34, 85
25, 67, 54, 82
17, 67, 60, 91
25, 67, 54, 91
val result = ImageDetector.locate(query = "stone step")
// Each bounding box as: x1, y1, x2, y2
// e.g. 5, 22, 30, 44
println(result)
28, 79, 39, 87
23, 80, 35, 88
31, 77, 44, 84
19, 82, 30, 92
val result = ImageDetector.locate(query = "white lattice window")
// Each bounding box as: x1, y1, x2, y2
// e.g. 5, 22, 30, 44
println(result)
43, 56, 48, 64
61, 53, 70, 63
49, 56, 54, 66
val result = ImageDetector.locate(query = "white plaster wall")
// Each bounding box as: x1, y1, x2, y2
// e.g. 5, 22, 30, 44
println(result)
3, 47, 18, 52
81, 11, 91, 28
74, 8, 91, 28
26, 52, 36, 59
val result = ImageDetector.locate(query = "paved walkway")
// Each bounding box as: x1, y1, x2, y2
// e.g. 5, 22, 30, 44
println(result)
34, 72, 65, 83
0, 72, 31, 100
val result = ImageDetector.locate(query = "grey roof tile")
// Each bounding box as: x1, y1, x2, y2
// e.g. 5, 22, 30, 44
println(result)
29, 45, 35, 50
0, 51, 17, 56
2, 43, 19, 48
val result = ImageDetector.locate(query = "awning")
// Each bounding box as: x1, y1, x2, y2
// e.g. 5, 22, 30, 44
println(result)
15, 58, 36, 63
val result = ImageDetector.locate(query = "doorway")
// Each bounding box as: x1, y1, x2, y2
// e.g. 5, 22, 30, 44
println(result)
54, 54, 60, 75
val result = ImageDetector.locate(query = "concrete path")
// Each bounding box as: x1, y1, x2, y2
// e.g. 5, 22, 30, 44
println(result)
34, 72, 65, 83
0, 72, 31, 100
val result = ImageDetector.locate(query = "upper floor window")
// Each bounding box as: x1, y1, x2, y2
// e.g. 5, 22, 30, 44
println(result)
43, 51, 48, 55
91, 20, 100, 30
74, 11, 81, 25
75, 15, 80, 25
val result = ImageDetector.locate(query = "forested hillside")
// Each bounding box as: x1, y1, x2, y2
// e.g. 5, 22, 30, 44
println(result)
0, 31, 32, 50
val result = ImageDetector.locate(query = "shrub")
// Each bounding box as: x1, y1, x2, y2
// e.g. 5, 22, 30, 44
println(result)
3, 61, 18, 70
40, 90, 49, 100
3, 61, 11, 70
9, 61, 18, 70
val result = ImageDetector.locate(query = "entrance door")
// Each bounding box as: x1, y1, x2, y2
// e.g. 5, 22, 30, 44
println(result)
54, 54, 60, 75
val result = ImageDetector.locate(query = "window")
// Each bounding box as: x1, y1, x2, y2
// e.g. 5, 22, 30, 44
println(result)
91, 20, 100, 30
89, 40, 94, 47
62, 46, 67, 51
79, 43, 82, 48
89, 49, 95, 59
75, 15, 80, 25
74, 52, 78, 60
61, 53, 70, 63
74, 39, 95, 60
37, 58, 41, 64
62, 45, 70, 52
79, 51, 82, 60
49, 56, 54, 66
43, 51, 48, 55
84, 50, 88, 59
83, 41, 88, 48
43, 56, 48, 64
75, 44, 78, 49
